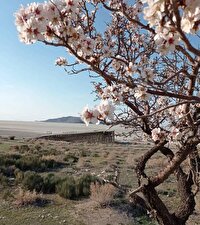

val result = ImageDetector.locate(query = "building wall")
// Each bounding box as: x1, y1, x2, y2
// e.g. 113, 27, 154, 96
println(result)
37, 131, 115, 143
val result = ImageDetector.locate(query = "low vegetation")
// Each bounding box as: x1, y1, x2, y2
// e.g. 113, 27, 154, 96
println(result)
90, 183, 117, 206
13, 188, 45, 207
0, 137, 199, 225
0, 153, 63, 174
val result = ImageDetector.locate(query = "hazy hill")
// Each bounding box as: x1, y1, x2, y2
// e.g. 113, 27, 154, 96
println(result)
43, 116, 84, 123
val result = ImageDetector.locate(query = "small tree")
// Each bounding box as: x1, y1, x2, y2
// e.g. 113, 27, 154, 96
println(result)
15, 1, 200, 224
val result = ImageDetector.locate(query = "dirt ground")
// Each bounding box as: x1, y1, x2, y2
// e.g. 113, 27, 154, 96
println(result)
0, 135, 199, 225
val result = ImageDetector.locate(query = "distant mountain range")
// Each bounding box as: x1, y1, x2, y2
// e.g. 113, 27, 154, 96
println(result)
43, 116, 84, 123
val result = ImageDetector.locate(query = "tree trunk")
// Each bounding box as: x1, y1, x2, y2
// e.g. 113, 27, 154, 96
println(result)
142, 184, 180, 225
132, 143, 199, 225
141, 181, 195, 225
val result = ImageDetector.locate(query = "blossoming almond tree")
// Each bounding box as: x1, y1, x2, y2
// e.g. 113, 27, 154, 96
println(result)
15, 1, 200, 224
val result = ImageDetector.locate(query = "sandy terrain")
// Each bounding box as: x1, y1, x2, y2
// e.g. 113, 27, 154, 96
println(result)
0, 120, 123, 139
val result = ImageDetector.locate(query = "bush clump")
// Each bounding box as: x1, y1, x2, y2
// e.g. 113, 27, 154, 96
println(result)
56, 176, 76, 199
0, 173, 9, 187
19, 144, 30, 153
0, 154, 21, 167
22, 171, 44, 192
21, 172, 60, 194
56, 174, 98, 200
0, 165, 16, 177
76, 174, 98, 197
16, 156, 60, 172
42, 173, 60, 194
63, 153, 79, 165
0, 154, 62, 173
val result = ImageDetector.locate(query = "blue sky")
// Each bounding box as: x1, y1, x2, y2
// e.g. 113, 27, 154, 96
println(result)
0, 1, 97, 121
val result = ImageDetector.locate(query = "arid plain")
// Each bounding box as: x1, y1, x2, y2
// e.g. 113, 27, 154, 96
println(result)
0, 121, 199, 225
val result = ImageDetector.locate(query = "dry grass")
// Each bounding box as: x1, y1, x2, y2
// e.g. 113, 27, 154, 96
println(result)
0, 137, 199, 225
41, 154, 58, 161
90, 183, 117, 206
13, 188, 44, 207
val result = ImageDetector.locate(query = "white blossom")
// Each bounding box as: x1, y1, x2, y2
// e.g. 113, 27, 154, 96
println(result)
151, 128, 165, 142
135, 86, 149, 100
81, 106, 99, 126
55, 57, 67, 66
170, 126, 181, 141
98, 99, 115, 120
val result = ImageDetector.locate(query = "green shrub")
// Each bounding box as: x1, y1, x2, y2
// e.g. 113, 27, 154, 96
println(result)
42, 159, 60, 169
16, 156, 41, 171
76, 174, 98, 197
63, 153, 79, 165
56, 174, 98, 200
0, 154, 62, 173
42, 173, 60, 194
16, 156, 61, 172
0, 173, 9, 186
56, 176, 76, 199
14, 168, 24, 184
0, 154, 21, 167
22, 171, 44, 192
0, 165, 16, 177
19, 145, 30, 153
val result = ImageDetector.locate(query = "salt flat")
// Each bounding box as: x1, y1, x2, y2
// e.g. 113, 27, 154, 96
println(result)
0, 120, 116, 138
